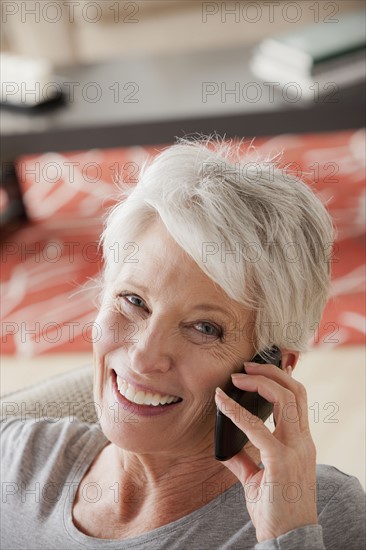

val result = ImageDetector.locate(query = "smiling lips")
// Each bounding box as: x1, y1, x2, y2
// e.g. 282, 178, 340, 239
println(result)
115, 374, 181, 406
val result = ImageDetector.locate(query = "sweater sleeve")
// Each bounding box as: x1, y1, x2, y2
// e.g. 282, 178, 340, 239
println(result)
254, 472, 365, 550
254, 525, 325, 549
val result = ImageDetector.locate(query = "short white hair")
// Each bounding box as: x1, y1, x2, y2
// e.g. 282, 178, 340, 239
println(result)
99, 135, 336, 359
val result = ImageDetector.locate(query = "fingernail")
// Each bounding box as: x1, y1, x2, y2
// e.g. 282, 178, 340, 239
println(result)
215, 387, 224, 396
286, 365, 293, 376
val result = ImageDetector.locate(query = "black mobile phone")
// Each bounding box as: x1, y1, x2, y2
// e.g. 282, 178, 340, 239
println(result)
214, 345, 282, 461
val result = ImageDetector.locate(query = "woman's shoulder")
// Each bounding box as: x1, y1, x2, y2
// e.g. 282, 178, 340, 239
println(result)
314, 463, 365, 548
0, 417, 107, 482
316, 462, 364, 485
315, 463, 365, 505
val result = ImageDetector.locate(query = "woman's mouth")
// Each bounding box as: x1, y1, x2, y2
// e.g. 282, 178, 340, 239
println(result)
116, 374, 181, 405
111, 370, 183, 416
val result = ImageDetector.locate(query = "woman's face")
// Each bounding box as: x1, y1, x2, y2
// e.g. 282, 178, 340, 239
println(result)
93, 219, 256, 458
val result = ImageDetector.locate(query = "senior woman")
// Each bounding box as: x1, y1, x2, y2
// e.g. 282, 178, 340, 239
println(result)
1, 137, 365, 550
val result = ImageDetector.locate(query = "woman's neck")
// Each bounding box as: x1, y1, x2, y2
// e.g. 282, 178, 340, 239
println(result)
100, 440, 260, 511
73, 441, 261, 539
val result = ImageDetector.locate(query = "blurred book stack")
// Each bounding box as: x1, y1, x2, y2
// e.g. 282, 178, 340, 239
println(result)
0, 53, 65, 111
250, 11, 366, 99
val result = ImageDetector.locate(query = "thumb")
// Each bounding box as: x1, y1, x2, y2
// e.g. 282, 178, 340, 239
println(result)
221, 447, 261, 484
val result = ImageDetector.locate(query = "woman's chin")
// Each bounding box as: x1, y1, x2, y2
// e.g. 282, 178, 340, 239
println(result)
92, 369, 218, 457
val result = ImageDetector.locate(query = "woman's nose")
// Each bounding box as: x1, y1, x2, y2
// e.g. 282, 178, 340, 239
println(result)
127, 320, 174, 374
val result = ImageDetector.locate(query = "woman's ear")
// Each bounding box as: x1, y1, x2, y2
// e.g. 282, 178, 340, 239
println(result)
280, 349, 300, 372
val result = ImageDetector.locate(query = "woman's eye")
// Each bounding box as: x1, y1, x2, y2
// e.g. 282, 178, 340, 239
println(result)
120, 294, 146, 309
194, 322, 222, 338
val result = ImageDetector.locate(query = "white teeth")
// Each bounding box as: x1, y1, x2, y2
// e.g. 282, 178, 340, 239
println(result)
151, 394, 161, 406
125, 386, 135, 402
144, 392, 153, 405
133, 391, 146, 405
116, 375, 180, 407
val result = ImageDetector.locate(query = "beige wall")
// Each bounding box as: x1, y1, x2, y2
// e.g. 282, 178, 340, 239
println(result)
1, 1, 364, 66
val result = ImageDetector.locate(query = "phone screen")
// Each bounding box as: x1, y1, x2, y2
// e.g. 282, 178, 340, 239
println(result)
214, 345, 282, 461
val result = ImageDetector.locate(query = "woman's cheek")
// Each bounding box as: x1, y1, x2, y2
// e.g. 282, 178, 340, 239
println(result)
200, 346, 241, 385
93, 308, 134, 357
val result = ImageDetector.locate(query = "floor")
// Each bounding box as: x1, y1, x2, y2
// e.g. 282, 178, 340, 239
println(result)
1, 346, 365, 489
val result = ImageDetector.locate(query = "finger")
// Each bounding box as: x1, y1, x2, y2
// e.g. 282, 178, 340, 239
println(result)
220, 446, 261, 485
230, 374, 302, 438
241, 363, 311, 433
215, 387, 282, 456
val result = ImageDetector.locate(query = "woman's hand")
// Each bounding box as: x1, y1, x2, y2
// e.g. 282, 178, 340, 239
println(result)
215, 362, 318, 544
